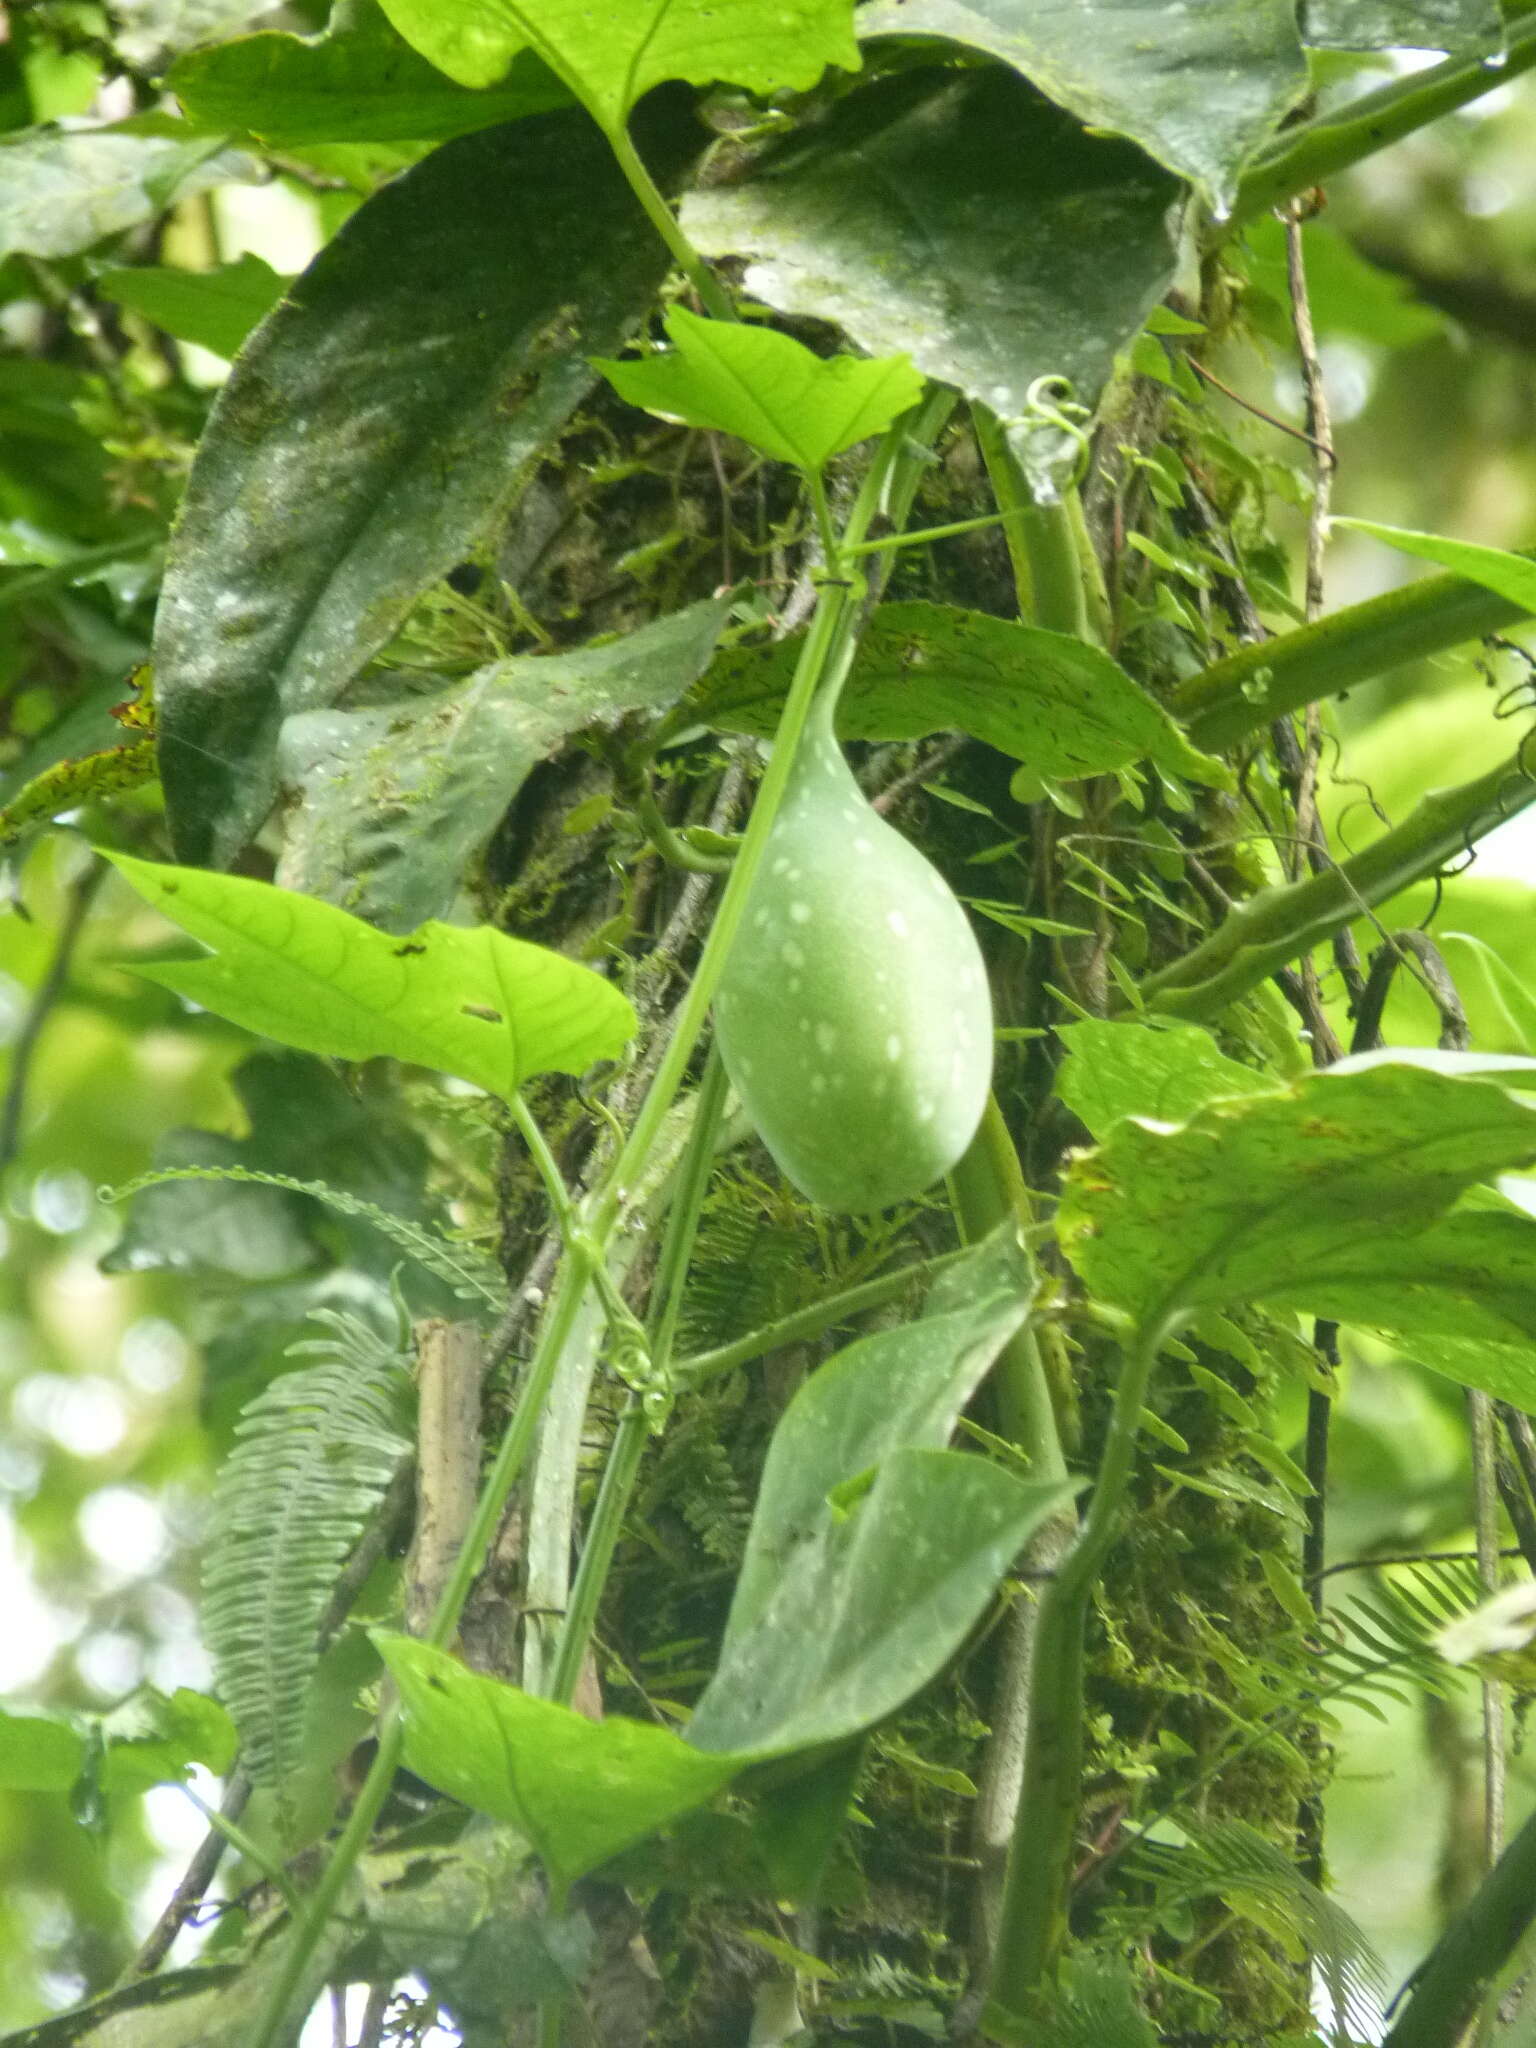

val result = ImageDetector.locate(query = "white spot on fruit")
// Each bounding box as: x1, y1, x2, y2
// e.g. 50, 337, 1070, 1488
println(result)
815, 1022, 837, 1053
917, 1099, 935, 1123
886, 1034, 902, 1063
789, 901, 810, 924
783, 940, 805, 968
887, 911, 910, 939
811, 1074, 826, 1093
854, 836, 873, 855
771, 856, 791, 876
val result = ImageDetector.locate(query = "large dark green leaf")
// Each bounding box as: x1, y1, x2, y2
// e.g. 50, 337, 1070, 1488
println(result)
855, 0, 1307, 215
275, 597, 734, 929
154, 103, 695, 868
691, 601, 1226, 787
1302, 0, 1501, 53
169, 0, 570, 146
1057, 1064, 1536, 1329
0, 129, 254, 263
681, 69, 1179, 446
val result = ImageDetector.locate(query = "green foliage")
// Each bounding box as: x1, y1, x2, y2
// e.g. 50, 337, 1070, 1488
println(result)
95, 256, 290, 362
203, 1309, 412, 1799
378, 1634, 741, 1886
9, 3, 1536, 2039
152, 103, 694, 866
693, 600, 1227, 787
596, 306, 924, 475
104, 1164, 507, 1310
1058, 1062, 1536, 1326
375, 0, 860, 114
108, 852, 637, 1094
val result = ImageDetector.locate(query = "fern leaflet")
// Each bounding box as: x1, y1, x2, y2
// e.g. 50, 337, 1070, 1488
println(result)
203, 1309, 413, 1799
103, 1164, 506, 1309
1126, 1819, 1386, 2039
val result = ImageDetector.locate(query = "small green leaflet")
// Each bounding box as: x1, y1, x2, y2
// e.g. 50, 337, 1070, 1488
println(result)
376, 0, 859, 113
97, 255, 290, 361
1332, 518, 1536, 615
377, 1634, 741, 1887
107, 853, 635, 1096
1057, 1062, 1536, 1330
594, 306, 924, 474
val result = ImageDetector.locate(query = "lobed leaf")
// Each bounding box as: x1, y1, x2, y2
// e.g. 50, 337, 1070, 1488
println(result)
108, 853, 636, 1095
594, 307, 923, 474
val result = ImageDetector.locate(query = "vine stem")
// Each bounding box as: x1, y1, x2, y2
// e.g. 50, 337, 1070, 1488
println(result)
984, 1314, 1175, 2023
546, 1047, 730, 1709
587, 388, 955, 1245
250, 397, 955, 2045
602, 118, 734, 321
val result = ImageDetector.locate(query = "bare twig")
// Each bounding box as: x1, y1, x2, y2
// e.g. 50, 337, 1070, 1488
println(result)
406, 1322, 485, 1636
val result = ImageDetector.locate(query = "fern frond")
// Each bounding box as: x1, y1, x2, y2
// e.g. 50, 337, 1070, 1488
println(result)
1127, 1819, 1386, 2038
1318, 1555, 1485, 1709
204, 1309, 413, 1798
104, 1164, 506, 1309
1028, 1958, 1158, 2048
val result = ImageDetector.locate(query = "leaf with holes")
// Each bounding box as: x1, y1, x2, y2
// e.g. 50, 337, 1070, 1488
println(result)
107, 853, 636, 1095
